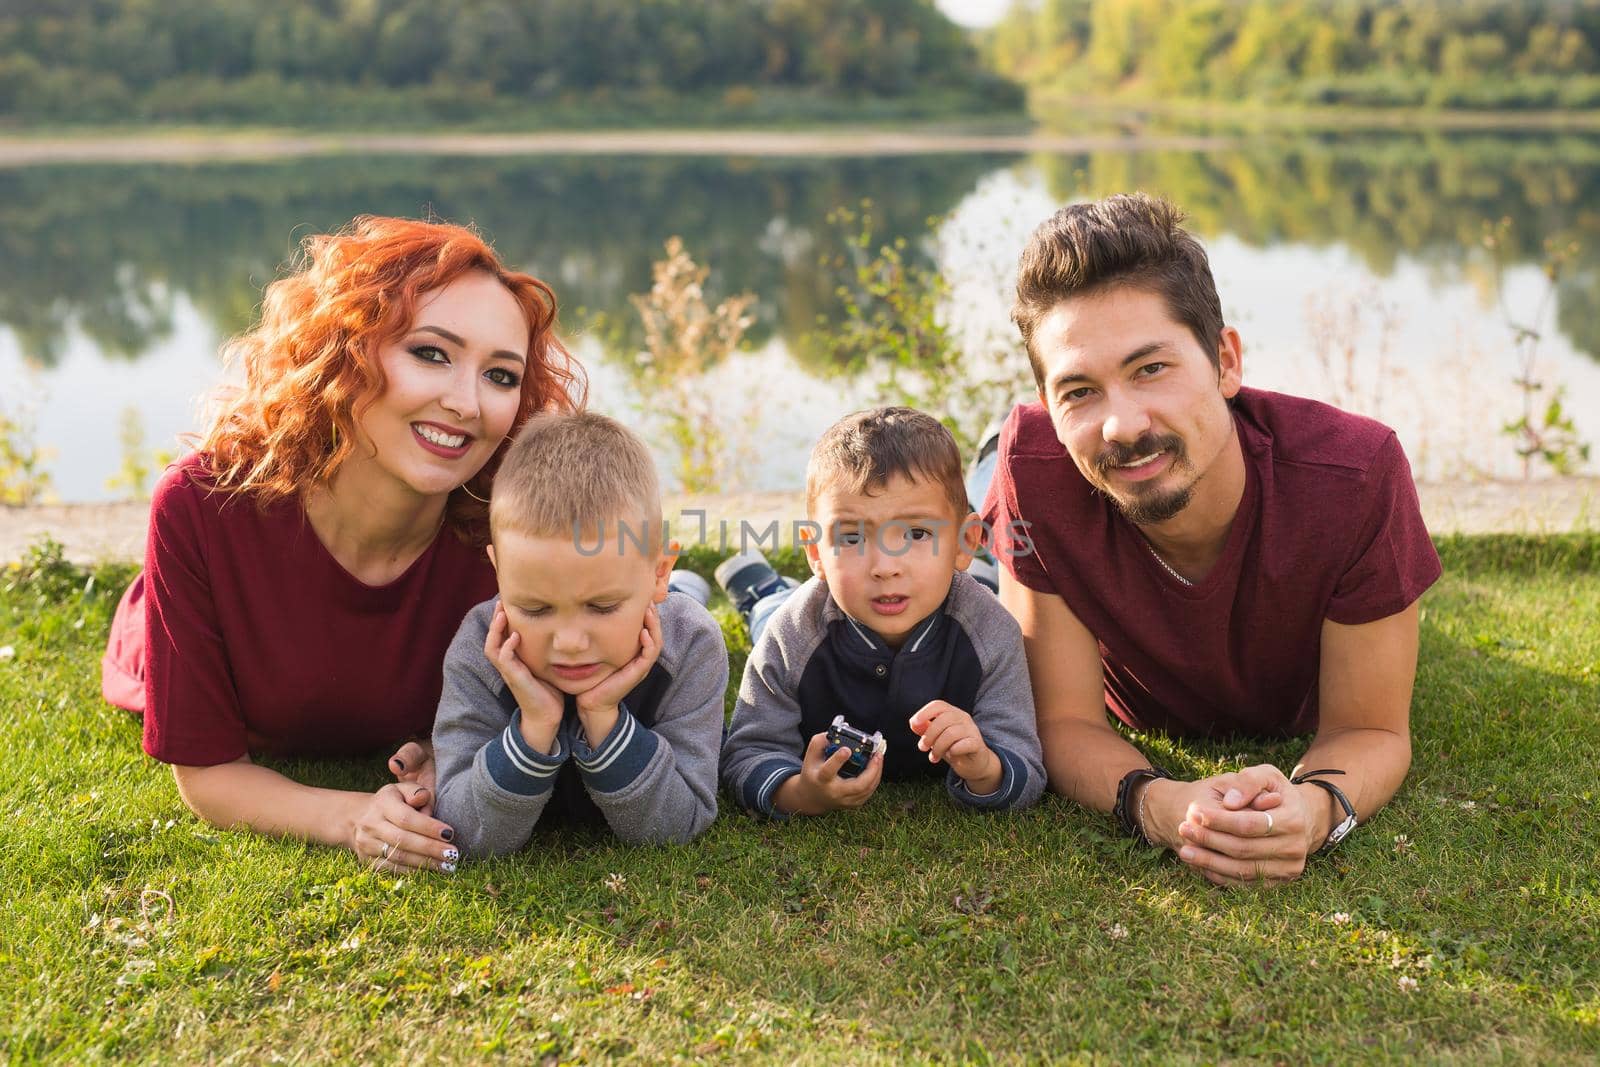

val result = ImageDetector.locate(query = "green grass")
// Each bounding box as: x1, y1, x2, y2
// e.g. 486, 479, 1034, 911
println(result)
3, 535, 1598, 1062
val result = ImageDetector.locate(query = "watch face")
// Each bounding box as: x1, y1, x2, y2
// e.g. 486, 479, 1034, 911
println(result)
1326, 813, 1358, 847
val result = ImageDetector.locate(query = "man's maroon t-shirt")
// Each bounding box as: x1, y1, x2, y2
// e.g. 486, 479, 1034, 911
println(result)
119, 454, 498, 765
981, 388, 1441, 738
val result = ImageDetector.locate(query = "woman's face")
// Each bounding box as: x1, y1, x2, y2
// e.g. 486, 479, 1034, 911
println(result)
355, 270, 529, 501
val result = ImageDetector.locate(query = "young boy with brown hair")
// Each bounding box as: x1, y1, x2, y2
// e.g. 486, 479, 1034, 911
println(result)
719, 407, 1045, 818
432, 412, 727, 855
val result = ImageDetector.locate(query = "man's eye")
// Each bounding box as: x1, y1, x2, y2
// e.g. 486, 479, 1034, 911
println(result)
1138, 362, 1166, 377
1062, 386, 1092, 402
411, 344, 448, 364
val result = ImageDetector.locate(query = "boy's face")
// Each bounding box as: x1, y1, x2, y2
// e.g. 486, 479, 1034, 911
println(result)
488, 527, 672, 696
805, 473, 980, 649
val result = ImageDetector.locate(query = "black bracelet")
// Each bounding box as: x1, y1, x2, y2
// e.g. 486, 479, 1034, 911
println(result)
1291, 768, 1358, 854
1114, 766, 1172, 846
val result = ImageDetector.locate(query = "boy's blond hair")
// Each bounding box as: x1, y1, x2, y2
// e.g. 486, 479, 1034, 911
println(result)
805, 407, 969, 520
490, 411, 662, 547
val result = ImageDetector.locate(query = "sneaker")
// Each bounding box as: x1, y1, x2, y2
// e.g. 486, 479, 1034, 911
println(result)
715, 551, 796, 616
667, 570, 711, 606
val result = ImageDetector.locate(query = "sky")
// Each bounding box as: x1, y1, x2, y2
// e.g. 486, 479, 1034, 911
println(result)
935, 0, 1011, 29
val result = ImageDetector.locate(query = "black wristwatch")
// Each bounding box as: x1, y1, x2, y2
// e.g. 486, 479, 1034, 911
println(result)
1114, 765, 1172, 846
1292, 768, 1358, 854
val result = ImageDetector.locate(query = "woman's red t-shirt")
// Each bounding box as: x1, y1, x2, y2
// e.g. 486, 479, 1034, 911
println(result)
105, 455, 497, 765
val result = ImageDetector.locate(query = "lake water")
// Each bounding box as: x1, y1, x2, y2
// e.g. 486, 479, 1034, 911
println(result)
4, 131, 1599, 502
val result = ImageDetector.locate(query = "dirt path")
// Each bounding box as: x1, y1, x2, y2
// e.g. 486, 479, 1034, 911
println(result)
3, 481, 1595, 566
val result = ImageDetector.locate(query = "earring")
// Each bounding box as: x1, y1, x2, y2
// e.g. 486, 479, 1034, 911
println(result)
460, 482, 490, 504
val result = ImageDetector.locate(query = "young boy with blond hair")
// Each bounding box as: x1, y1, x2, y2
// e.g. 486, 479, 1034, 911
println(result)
720, 407, 1045, 818
432, 412, 726, 854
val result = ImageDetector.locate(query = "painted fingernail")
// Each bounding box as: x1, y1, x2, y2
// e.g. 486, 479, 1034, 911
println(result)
392, 758, 406, 771
441, 862, 457, 874
440, 827, 454, 842
443, 847, 460, 862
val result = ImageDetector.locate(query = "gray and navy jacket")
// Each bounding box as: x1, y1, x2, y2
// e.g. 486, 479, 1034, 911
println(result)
721, 571, 1044, 817
433, 592, 727, 855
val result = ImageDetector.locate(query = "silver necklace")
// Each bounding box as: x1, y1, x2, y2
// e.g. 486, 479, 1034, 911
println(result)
1141, 536, 1194, 587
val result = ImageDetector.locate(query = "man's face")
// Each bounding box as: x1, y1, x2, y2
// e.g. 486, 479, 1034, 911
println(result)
1032, 285, 1242, 526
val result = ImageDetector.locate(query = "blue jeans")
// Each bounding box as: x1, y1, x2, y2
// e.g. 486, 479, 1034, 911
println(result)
748, 584, 799, 644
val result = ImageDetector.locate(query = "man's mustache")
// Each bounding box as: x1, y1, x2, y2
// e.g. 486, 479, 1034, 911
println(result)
1094, 433, 1185, 476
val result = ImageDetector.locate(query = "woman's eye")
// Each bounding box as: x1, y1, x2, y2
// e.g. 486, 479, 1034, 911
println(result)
410, 344, 448, 364
486, 367, 521, 388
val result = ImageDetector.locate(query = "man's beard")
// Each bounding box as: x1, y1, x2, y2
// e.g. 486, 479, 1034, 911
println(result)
1090, 432, 1193, 525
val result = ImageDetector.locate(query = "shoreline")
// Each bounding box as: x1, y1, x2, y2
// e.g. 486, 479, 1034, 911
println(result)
5, 480, 1596, 566
0, 128, 1231, 168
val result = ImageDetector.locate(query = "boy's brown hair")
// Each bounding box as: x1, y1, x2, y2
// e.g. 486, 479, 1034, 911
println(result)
805, 407, 969, 520
491, 411, 661, 548
1011, 193, 1225, 389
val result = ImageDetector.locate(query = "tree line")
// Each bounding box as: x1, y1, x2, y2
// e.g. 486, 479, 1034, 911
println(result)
0, 0, 1019, 124
987, 0, 1600, 110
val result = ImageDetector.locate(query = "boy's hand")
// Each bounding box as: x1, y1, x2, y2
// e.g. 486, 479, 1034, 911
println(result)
772, 731, 884, 816
909, 700, 1003, 796
485, 601, 565, 755
387, 740, 437, 811
575, 602, 662, 749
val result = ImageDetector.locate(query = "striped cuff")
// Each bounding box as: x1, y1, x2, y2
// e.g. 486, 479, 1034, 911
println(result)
485, 712, 566, 796
948, 745, 1024, 811
740, 755, 802, 818
570, 704, 659, 795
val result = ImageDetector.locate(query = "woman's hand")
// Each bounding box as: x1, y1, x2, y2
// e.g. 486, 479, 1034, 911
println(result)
347, 782, 460, 874
388, 740, 436, 802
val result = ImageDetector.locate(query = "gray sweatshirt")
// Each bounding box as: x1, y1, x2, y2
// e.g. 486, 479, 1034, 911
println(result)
433, 592, 727, 855
721, 570, 1045, 817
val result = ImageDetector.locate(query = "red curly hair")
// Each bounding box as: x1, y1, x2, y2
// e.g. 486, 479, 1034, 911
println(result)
199, 215, 585, 542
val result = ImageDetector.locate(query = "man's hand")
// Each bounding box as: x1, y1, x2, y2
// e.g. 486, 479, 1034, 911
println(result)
1147, 765, 1326, 888
908, 700, 1002, 795
772, 731, 884, 816
575, 603, 663, 748
484, 601, 565, 755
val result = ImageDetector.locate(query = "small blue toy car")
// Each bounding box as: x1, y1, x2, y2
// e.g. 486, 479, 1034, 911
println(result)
824, 714, 887, 778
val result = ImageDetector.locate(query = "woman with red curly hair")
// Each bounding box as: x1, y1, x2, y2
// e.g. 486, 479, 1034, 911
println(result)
101, 216, 584, 872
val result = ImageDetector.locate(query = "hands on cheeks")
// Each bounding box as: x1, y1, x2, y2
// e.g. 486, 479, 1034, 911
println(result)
1155, 765, 1318, 889
908, 700, 1002, 795
485, 600, 566, 754
349, 781, 459, 874
573, 601, 662, 748
773, 730, 885, 816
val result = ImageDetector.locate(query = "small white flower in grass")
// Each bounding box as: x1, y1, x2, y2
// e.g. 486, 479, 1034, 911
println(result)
1393, 833, 1412, 854
0, 645, 13, 661
1459, 800, 1477, 811
1329, 912, 1352, 925
604, 872, 627, 894
1108, 923, 1129, 941
1398, 976, 1419, 992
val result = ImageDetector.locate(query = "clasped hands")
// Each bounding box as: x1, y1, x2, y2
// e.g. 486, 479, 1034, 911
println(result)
1140, 765, 1331, 888
774, 699, 1001, 817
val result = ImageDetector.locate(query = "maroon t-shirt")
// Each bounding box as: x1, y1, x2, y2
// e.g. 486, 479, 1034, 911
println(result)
123, 454, 497, 765
982, 388, 1441, 738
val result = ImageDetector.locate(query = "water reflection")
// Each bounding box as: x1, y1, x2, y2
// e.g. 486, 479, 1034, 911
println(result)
3, 134, 1598, 500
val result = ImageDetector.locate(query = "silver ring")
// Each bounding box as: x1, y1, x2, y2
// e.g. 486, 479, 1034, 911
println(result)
1263, 811, 1274, 834
380, 841, 393, 860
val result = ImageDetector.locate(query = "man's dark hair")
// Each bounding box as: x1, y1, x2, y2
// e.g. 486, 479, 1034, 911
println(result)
1012, 193, 1225, 390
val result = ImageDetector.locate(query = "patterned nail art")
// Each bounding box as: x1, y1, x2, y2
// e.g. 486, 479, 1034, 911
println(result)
443, 847, 460, 863
441, 861, 457, 874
